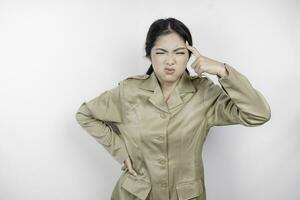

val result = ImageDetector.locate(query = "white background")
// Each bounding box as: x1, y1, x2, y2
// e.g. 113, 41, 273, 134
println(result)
1, 0, 299, 199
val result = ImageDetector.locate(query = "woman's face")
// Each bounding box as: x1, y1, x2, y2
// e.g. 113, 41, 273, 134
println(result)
150, 32, 189, 85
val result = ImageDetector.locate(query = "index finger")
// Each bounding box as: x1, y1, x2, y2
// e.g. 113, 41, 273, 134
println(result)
185, 41, 202, 58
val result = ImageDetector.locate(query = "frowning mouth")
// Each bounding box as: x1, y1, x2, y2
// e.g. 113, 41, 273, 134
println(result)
164, 68, 175, 74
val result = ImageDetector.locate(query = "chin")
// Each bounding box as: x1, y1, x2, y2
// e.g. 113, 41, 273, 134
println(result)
162, 73, 180, 82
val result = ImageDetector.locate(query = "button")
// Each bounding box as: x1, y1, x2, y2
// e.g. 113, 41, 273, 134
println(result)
156, 135, 164, 141
160, 182, 167, 188
159, 159, 166, 165
160, 113, 167, 119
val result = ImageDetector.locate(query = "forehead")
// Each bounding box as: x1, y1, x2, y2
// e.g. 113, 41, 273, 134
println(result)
154, 32, 185, 48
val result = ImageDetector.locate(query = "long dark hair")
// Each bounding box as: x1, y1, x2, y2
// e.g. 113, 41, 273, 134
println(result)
144, 17, 193, 75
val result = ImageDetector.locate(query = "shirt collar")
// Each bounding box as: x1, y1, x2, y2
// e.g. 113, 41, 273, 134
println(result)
138, 70, 196, 112
139, 70, 196, 93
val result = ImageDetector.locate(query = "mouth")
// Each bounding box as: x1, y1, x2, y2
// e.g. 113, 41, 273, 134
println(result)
164, 68, 175, 74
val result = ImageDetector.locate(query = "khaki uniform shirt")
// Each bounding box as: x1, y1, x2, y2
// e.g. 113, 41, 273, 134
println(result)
75, 63, 271, 200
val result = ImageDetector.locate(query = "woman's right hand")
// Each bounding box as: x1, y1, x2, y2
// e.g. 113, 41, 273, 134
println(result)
122, 157, 138, 176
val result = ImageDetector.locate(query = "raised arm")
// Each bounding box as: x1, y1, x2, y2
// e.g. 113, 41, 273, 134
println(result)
205, 63, 271, 127
75, 82, 129, 164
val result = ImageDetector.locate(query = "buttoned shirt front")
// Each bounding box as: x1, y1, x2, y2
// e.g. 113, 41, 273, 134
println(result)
75, 63, 271, 200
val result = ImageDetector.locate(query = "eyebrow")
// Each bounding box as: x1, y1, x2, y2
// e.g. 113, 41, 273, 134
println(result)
155, 47, 186, 52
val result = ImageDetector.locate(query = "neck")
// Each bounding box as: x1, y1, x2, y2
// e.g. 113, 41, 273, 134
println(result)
160, 80, 177, 93
156, 76, 180, 103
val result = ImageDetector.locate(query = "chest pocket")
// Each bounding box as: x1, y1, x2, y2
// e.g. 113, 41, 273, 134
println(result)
176, 179, 204, 200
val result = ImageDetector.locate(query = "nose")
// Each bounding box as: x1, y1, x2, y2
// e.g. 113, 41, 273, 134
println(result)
165, 54, 175, 66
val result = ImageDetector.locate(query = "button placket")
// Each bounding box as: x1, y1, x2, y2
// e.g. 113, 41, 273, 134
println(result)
158, 158, 167, 169
153, 111, 168, 143
156, 111, 169, 190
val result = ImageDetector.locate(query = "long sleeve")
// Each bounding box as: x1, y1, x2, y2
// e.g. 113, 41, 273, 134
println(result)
75, 82, 129, 165
205, 63, 271, 127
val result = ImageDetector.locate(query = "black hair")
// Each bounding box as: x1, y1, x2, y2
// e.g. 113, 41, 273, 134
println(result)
144, 17, 193, 75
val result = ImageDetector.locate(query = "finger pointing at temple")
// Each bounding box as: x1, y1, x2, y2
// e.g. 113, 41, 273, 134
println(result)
185, 41, 203, 58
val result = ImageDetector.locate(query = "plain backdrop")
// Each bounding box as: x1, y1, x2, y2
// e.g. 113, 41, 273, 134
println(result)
0, 0, 299, 199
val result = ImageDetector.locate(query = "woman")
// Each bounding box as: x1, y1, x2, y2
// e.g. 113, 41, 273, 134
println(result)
75, 17, 271, 200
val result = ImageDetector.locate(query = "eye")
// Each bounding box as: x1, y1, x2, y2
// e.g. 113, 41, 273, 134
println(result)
156, 52, 164, 54
176, 52, 185, 54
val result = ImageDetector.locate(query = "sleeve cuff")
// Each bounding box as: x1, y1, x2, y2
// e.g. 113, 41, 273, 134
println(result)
217, 63, 231, 80
217, 63, 239, 83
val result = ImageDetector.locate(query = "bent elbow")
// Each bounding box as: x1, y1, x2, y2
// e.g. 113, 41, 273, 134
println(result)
253, 92, 272, 125
260, 105, 271, 124
241, 106, 271, 127
75, 111, 87, 127
75, 111, 84, 125
75, 102, 92, 126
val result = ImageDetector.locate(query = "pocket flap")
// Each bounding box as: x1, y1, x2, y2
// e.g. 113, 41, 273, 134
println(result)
176, 179, 203, 200
121, 174, 152, 200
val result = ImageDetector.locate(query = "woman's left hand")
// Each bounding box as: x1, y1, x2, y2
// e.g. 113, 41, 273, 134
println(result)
185, 41, 228, 78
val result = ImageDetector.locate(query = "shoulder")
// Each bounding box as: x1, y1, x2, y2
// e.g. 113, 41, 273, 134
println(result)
119, 74, 150, 85
200, 75, 224, 100
117, 74, 150, 92
188, 74, 212, 90
125, 74, 150, 80
189, 74, 222, 98
118, 74, 150, 82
